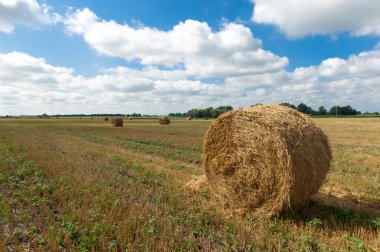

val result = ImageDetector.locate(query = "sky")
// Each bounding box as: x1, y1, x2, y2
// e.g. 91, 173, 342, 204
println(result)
0, 0, 379, 115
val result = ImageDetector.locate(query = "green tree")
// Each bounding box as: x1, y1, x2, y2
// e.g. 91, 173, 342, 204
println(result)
279, 102, 297, 109
329, 105, 360, 116
297, 103, 314, 115
329, 106, 339, 116
187, 106, 233, 118
318, 106, 327, 115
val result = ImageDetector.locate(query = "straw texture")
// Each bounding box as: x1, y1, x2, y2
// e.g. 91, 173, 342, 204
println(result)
202, 105, 331, 216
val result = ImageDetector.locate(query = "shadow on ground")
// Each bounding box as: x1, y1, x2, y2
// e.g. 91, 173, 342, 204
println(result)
285, 192, 380, 231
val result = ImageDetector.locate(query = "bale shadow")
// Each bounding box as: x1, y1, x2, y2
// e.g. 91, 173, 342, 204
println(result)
283, 192, 380, 231
311, 192, 380, 218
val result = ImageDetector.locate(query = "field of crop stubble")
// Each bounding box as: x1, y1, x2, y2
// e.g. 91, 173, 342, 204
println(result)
0, 117, 379, 251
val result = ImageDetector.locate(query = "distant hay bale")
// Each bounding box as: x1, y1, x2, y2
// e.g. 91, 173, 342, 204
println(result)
129, 117, 133, 120
203, 104, 331, 217
104, 117, 109, 121
159, 116, 170, 125
187, 117, 192, 121
112, 117, 123, 127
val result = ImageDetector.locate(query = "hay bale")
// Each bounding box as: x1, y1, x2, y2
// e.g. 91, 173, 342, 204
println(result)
202, 104, 331, 217
104, 117, 109, 121
112, 117, 123, 127
159, 116, 170, 125
129, 117, 133, 120
187, 117, 192, 121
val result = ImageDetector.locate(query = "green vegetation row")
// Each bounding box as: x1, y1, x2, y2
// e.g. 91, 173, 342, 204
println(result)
171, 103, 369, 119
2, 102, 378, 119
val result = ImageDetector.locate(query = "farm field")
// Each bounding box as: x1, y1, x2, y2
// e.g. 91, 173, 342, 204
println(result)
0, 117, 379, 251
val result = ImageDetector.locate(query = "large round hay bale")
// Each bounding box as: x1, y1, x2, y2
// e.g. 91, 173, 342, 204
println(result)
104, 117, 109, 121
159, 116, 170, 125
203, 104, 331, 217
113, 118, 123, 127
187, 117, 192, 121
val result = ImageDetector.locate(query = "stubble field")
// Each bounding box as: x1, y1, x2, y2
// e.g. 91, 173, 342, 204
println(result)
0, 117, 379, 251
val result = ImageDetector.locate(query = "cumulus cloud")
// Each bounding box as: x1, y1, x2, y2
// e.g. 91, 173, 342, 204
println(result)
243, 50, 380, 108
1, 8, 380, 115
64, 8, 288, 77
252, 0, 380, 38
0, 0, 60, 33
0, 52, 82, 91
0, 51, 233, 114
1, 49, 380, 115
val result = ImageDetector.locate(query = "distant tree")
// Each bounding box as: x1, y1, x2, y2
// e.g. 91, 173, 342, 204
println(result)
169, 112, 186, 117
204, 107, 214, 118
279, 102, 297, 109
297, 103, 314, 115
217, 105, 233, 111
329, 106, 339, 116
329, 105, 361, 115
318, 106, 327, 115
339, 105, 352, 115
186, 105, 233, 118
211, 108, 222, 118
213, 106, 233, 118
187, 109, 200, 118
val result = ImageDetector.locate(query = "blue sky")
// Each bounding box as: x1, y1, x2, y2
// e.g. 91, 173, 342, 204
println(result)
0, 0, 379, 115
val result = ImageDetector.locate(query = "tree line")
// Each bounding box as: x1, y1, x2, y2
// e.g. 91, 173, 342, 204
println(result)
169, 103, 364, 118
4, 103, 367, 118
279, 103, 361, 115
169, 106, 233, 118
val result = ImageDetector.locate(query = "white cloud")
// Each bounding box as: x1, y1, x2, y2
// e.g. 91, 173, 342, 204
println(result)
1, 6, 380, 115
0, 51, 234, 115
244, 50, 380, 109
1, 49, 380, 115
64, 8, 288, 77
0, 0, 60, 33
0, 51, 81, 91
252, 0, 380, 38
319, 51, 380, 79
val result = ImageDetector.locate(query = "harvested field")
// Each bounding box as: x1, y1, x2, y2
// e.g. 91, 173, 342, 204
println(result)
0, 117, 379, 251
